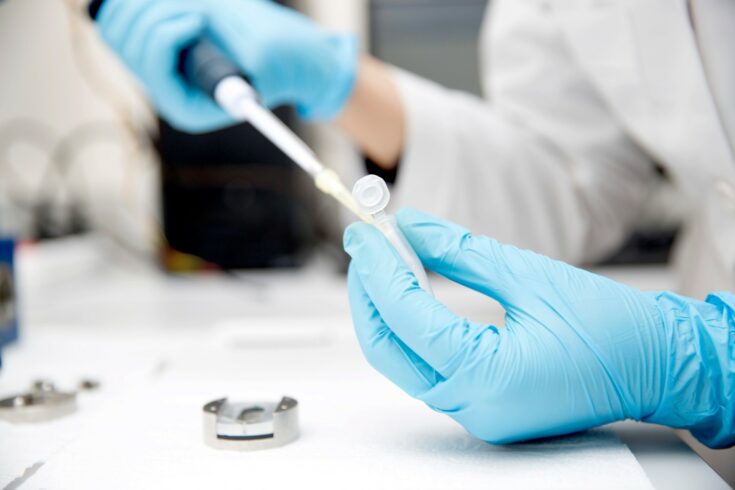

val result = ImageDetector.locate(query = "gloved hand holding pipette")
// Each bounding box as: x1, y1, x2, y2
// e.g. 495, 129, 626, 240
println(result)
344, 208, 735, 447
93, 0, 356, 133
92, 0, 370, 222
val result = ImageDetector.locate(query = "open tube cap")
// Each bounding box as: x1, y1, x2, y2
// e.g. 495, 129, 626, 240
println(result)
352, 175, 390, 215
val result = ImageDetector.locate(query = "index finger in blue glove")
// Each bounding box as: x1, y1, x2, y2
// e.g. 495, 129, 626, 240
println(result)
97, 0, 200, 58
395, 208, 550, 307
347, 263, 442, 398
344, 223, 499, 378
125, 4, 199, 66
396, 208, 644, 319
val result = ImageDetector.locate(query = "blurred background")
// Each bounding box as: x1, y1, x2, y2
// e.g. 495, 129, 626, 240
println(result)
0, 0, 684, 273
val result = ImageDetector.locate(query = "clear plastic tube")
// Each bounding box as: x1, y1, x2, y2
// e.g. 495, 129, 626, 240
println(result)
352, 175, 433, 295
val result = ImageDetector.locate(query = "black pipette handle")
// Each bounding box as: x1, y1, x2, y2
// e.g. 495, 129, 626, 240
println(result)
87, 0, 247, 98
177, 41, 244, 98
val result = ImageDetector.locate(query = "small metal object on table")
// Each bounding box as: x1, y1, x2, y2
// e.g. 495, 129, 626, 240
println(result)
0, 378, 101, 424
203, 396, 299, 451
0, 238, 18, 366
0, 380, 77, 423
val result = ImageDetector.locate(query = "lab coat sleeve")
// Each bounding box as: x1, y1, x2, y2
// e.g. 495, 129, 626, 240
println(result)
388, 0, 659, 264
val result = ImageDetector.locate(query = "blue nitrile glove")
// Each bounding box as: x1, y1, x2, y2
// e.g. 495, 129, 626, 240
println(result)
344, 208, 735, 448
96, 0, 357, 133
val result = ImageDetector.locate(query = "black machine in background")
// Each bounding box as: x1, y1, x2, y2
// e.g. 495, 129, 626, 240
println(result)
155, 110, 317, 270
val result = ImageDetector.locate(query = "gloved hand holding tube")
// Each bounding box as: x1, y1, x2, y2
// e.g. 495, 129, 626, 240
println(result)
344, 208, 735, 448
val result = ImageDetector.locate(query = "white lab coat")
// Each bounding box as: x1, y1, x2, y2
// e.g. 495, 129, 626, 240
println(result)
388, 0, 735, 299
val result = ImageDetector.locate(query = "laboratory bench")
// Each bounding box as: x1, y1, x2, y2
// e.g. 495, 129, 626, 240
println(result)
0, 235, 730, 489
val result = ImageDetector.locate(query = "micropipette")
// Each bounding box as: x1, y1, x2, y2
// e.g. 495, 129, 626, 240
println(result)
218, 80, 432, 291
209, 72, 372, 223
167, 41, 432, 292
87, 0, 369, 222
190, 49, 431, 292
178, 38, 372, 223
88, 3, 428, 288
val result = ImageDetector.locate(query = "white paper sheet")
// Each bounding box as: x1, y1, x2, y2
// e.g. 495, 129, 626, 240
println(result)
26, 333, 654, 489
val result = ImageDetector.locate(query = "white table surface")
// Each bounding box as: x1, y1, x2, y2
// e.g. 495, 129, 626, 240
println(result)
0, 236, 729, 489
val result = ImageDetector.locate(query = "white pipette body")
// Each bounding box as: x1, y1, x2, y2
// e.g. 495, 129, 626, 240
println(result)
213, 76, 371, 222
214, 77, 322, 175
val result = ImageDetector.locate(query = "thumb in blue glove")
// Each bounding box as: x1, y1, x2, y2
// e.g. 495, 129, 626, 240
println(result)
344, 208, 735, 447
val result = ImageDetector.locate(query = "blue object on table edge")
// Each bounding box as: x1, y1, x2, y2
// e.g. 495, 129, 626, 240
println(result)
0, 238, 17, 368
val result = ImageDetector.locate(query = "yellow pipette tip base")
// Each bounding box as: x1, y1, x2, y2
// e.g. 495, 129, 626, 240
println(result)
314, 169, 374, 223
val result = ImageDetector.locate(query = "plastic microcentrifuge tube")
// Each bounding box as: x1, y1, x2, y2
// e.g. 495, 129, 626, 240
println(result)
352, 175, 433, 295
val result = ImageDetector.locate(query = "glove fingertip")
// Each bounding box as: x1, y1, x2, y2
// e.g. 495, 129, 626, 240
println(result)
343, 222, 380, 255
